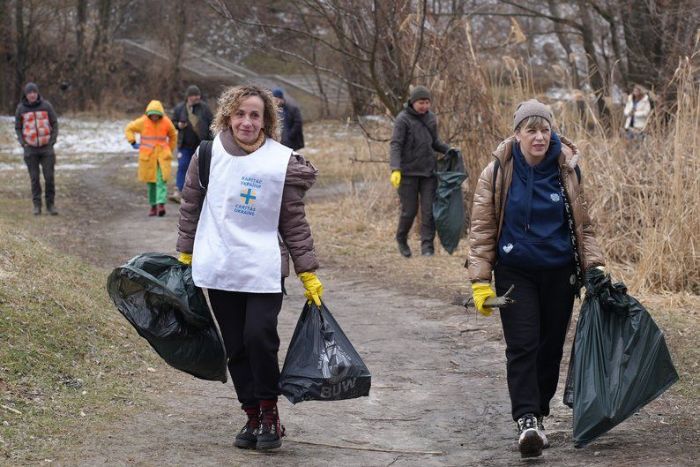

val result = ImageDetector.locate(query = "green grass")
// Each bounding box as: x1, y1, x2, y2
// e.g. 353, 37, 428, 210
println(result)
0, 219, 159, 462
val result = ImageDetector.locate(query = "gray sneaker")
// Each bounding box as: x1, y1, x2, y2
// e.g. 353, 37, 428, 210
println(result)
516, 414, 544, 458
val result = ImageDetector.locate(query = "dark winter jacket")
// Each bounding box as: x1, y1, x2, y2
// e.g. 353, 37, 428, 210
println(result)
467, 135, 605, 283
389, 102, 449, 177
176, 129, 319, 277
497, 133, 574, 270
14, 94, 58, 156
171, 101, 213, 149
280, 101, 304, 151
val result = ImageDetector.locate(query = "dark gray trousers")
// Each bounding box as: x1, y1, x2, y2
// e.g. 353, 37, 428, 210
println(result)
23, 149, 56, 207
396, 175, 437, 248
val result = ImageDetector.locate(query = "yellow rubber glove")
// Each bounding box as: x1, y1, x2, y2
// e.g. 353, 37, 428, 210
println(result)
472, 282, 497, 317
390, 170, 401, 189
178, 252, 192, 266
298, 271, 323, 306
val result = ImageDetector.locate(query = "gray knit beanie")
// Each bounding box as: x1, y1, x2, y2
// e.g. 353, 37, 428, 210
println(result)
409, 85, 431, 104
185, 85, 201, 97
513, 99, 553, 131
24, 82, 39, 94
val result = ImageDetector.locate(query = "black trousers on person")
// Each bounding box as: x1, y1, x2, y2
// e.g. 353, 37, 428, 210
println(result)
23, 149, 56, 207
495, 262, 577, 421
396, 174, 437, 249
208, 289, 284, 408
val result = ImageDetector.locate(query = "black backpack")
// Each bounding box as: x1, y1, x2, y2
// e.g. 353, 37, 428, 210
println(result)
197, 140, 213, 195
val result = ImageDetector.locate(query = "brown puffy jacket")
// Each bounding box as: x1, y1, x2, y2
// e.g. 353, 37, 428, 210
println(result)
176, 129, 319, 277
466, 135, 605, 282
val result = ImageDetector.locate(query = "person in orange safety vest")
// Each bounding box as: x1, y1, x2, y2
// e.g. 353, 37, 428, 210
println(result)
125, 100, 177, 216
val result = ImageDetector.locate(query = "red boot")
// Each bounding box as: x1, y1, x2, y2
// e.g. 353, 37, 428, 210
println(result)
148, 205, 157, 216
257, 399, 284, 450
234, 405, 259, 450
157, 203, 166, 217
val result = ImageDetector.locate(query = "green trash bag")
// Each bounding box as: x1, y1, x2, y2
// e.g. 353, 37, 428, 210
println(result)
566, 268, 678, 447
433, 149, 468, 254
107, 253, 228, 382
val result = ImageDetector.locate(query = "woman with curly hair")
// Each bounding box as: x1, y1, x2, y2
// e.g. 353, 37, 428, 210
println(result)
175, 84, 323, 451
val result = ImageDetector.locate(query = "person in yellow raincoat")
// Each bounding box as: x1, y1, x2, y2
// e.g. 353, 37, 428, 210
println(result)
125, 100, 177, 216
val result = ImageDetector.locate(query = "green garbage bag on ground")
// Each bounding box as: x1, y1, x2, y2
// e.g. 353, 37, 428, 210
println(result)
433, 149, 468, 254
567, 268, 678, 447
107, 253, 228, 382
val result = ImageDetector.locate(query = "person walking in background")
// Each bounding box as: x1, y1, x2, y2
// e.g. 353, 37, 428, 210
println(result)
14, 82, 59, 216
272, 88, 304, 151
170, 85, 213, 203
389, 85, 457, 257
623, 84, 652, 140
125, 100, 177, 217
176, 85, 323, 451
467, 99, 605, 459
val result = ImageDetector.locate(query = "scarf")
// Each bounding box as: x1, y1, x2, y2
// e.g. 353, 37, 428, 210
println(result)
235, 131, 265, 154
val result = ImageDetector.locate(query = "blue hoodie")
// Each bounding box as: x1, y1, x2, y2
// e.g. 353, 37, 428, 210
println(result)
497, 133, 574, 270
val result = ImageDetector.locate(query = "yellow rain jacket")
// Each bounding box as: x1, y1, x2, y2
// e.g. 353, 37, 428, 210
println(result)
125, 100, 177, 183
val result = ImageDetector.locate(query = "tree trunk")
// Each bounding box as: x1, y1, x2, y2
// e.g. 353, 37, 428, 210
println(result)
548, 0, 584, 116
15, 0, 27, 102
621, 0, 663, 89
76, 0, 87, 110
0, 0, 10, 112
169, 0, 187, 106
577, 0, 610, 123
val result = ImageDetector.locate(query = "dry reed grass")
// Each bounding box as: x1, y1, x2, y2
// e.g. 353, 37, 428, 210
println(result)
304, 54, 698, 295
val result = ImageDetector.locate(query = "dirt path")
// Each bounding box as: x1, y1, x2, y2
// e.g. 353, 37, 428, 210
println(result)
22, 154, 696, 466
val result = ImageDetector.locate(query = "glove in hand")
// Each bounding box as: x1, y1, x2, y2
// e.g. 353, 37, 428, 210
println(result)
390, 170, 401, 189
298, 271, 323, 306
472, 282, 497, 317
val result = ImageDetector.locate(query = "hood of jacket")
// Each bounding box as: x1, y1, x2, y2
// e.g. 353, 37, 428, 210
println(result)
145, 100, 165, 116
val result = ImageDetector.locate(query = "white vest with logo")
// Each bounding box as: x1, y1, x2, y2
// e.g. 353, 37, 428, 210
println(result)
192, 135, 291, 293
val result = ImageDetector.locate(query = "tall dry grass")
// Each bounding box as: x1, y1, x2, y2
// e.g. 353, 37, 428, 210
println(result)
308, 54, 699, 294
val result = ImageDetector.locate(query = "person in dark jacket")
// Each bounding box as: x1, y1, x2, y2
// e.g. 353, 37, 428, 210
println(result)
389, 85, 456, 257
14, 82, 59, 215
272, 88, 304, 151
170, 85, 213, 202
467, 99, 605, 459
176, 84, 322, 451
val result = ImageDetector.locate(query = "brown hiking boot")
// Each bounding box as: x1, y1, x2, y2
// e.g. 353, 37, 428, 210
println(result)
257, 399, 284, 450
148, 205, 157, 217
234, 405, 259, 449
157, 204, 166, 217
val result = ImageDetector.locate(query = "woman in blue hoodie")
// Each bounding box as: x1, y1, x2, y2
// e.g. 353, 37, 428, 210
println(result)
466, 100, 605, 459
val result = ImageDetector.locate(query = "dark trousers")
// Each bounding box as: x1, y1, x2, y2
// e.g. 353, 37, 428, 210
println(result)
208, 289, 283, 407
24, 150, 55, 207
396, 175, 437, 249
175, 146, 195, 192
495, 262, 577, 420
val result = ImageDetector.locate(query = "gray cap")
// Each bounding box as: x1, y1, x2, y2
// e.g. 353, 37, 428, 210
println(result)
513, 99, 553, 130
185, 85, 201, 97
409, 85, 431, 103
24, 82, 39, 94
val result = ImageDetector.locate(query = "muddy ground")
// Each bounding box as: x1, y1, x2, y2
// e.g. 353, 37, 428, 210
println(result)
3, 143, 697, 466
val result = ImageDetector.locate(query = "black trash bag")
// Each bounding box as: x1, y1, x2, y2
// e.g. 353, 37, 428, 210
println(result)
279, 302, 371, 403
433, 149, 468, 254
107, 253, 228, 382
566, 268, 678, 446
